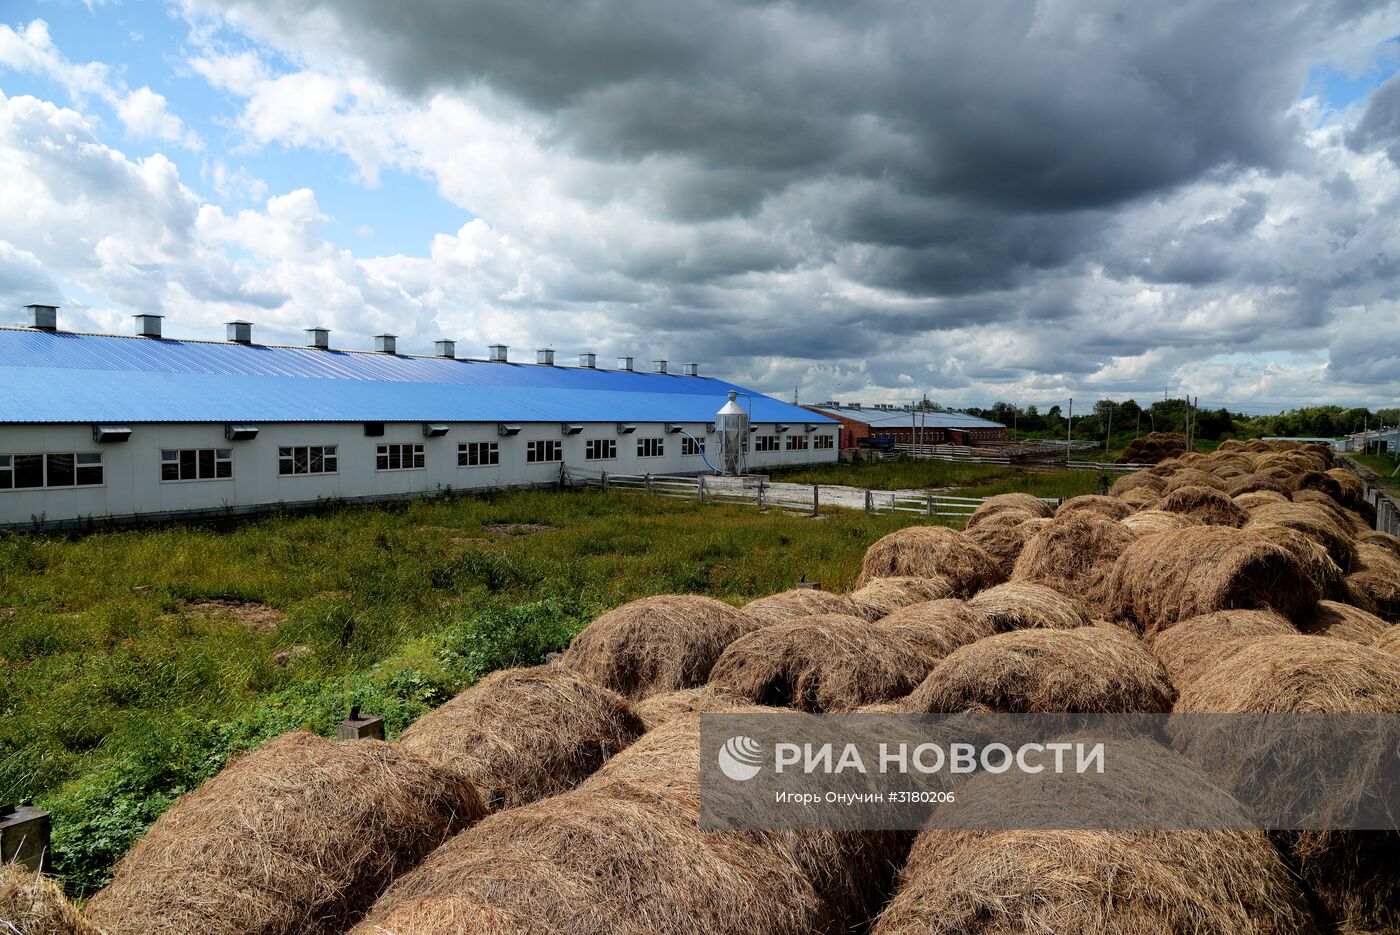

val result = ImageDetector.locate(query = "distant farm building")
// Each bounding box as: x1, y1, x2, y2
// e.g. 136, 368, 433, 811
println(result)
0, 306, 837, 529
803, 403, 1007, 449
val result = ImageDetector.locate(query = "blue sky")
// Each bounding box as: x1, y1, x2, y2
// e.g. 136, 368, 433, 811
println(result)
4, 1, 1400, 410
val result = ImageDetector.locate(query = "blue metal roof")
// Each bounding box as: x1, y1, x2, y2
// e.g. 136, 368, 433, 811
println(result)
0, 328, 835, 425
808, 405, 1005, 430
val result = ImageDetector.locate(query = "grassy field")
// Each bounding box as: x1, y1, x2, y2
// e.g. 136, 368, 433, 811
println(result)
1, 488, 928, 893
770, 458, 1108, 500
1347, 451, 1399, 484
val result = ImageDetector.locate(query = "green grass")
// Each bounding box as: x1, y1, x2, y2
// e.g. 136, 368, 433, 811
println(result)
0, 488, 929, 893
943, 469, 1107, 501
767, 458, 1014, 490
1348, 451, 1399, 481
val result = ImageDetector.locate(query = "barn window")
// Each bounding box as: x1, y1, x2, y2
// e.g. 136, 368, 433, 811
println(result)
376, 443, 425, 470
161, 448, 232, 481
0, 452, 104, 489
526, 440, 562, 463
278, 445, 338, 475
459, 442, 499, 466
637, 437, 664, 458
585, 439, 617, 460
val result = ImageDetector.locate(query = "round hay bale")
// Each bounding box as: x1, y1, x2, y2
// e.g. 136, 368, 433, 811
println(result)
1156, 485, 1247, 526
1174, 636, 1400, 931
1346, 569, 1400, 622
963, 517, 1048, 577
847, 575, 955, 621
1146, 609, 1295, 690
1054, 495, 1134, 521
632, 685, 746, 730
966, 581, 1091, 631
1292, 489, 1370, 534
1244, 524, 1347, 601
1326, 467, 1365, 502
1359, 530, 1400, 559
1152, 457, 1186, 475
877, 598, 998, 657
1244, 502, 1356, 571
1164, 469, 1229, 493
580, 713, 905, 929
84, 731, 486, 935
965, 493, 1053, 528
1374, 626, 1400, 657
1233, 490, 1289, 512
1224, 473, 1292, 498
561, 595, 761, 699
855, 526, 1005, 595
744, 588, 857, 627
1120, 509, 1200, 537
0, 863, 104, 935
708, 614, 934, 711
396, 665, 644, 811
1300, 600, 1389, 645
1287, 469, 1345, 502
1105, 526, 1321, 637
1108, 471, 1165, 498
1118, 486, 1161, 509
902, 627, 1173, 714
349, 778, 830, 935
875, 826, 1315, 935
1011, 513, 1135, 614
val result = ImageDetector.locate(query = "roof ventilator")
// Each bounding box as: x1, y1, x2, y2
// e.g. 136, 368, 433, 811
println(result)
579, 353, 596, 368
616, 423, 637, 435
225, 424, 259, 441
422, 424, 450, 438
489, 344, 508, 362
374, 334, 397, 354
226, 321, 253, 344
497, 423, 522, 437
561, 423, 583, 435
434, 339, 455, 358
92, 425, 132, 443
24, 304, 57, 330
537, 348, 555, 365
134, 314, 163, 339
305, 327, 330, 349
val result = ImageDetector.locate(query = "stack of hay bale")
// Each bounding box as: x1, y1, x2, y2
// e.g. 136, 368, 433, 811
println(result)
1115, 431, 1189, 464
13, 438, 1397, 935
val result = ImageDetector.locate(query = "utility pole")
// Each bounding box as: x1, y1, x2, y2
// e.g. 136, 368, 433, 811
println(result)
1105, 402, 1113, 455
1066, 397, 1073, 461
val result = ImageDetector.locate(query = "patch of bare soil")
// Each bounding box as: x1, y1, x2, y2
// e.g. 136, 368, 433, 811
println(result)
184, 599, 285, 633
482, 522, 554, 537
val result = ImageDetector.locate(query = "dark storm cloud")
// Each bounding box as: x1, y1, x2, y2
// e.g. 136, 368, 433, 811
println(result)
192, 0, 1400, 403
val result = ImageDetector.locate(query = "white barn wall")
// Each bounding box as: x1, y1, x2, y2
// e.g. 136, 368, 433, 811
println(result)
0, 421, 838, 527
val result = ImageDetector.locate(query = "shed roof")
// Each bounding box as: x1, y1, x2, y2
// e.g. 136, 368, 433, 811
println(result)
0, 328, 833, 425
806, 405, 1004, 430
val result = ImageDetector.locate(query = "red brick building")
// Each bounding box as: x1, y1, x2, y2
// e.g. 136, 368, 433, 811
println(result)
802, 404, 1007, 449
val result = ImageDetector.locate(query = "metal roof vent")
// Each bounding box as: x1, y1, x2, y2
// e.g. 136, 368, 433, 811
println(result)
617, 356, 634, 371
25, 304, 58, 331
579, 352, 596, 368
226, 320, 253, 343
561, 423, 583, 435
805, 424, 819, 433
616, 422, 637, 434
652, 359, 668, 374
374, 334, 397, 354
489, 344, 509, 362
305, 327, 329, 349
93, 424, 132, 443
683, 363, 699, 376
422, 423, 450, 437
776, 424, 791, 433
225, 423, 259, 440
434, 339, 456, 358
134, 314, 163, 339
663, 423, 684, 434
497, 423, 522, 436
537, 348, 555, 365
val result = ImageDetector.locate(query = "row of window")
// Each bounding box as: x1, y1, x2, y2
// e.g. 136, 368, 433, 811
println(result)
2, 434, 833, 489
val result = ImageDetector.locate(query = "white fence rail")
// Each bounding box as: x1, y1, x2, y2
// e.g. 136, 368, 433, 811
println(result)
891, 444, 1011, 464
568, 468, 1060, 517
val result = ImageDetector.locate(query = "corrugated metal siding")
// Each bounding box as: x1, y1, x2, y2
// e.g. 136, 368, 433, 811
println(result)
0, 329, 834, 425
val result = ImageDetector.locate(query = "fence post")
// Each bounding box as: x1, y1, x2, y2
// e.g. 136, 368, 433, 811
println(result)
864, 489, 873, 513
645, 473, 653, 495
757, 482, 765, 511
812, 485, 820, 517
697, 475, 705, 503
601, 470, 609, 492
926, 493, 934, 517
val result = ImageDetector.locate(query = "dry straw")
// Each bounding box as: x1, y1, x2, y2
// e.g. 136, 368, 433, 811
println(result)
1117, 487, 1161, 509
1244, 523, 1347, 601
1156, 485, 1247, 527
0, 862, 105, 935
84, 731, 485, 935
1359, 529, 1400, 558
966, 581, 1091, 631
965, 492, 1053, 529
1287, 469, 1345, 503
1146, 608, 1295, 690
1292, 489, 1369, 533
1244, 501, 1356, 570
1011, 512, 1136, 613
856, 525, 1005, 595
561, 595, 761, 699
1374, 626, 1400, 656
1163, 468, 1229, 493
1233, 490, 1289, 512
876, 827, 1313, 935
902, 626, 1174, 714
1224, 473, 1293, 498
1108, 471, 1165, 497
396, 664, 645, 811
707, 613, 936, 711
1105, 526, 1319, 637
846, 575, 955, 620
631, 684, 745, 730
1174, 636, 1400, 932
743, 588, 857, 627
1299, 600, 1389, 645
1326, 467, 1365, 501
964, 517, 1048, 577
1054, 495, 1134, 521
1120, 509, 1199, 537
876, 598, 999, 658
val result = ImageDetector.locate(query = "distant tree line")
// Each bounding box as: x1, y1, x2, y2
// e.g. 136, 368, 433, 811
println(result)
960, 400, 1400, 446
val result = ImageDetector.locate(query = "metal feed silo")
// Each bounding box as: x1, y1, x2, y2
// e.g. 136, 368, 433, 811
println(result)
715, 391, 749, 475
